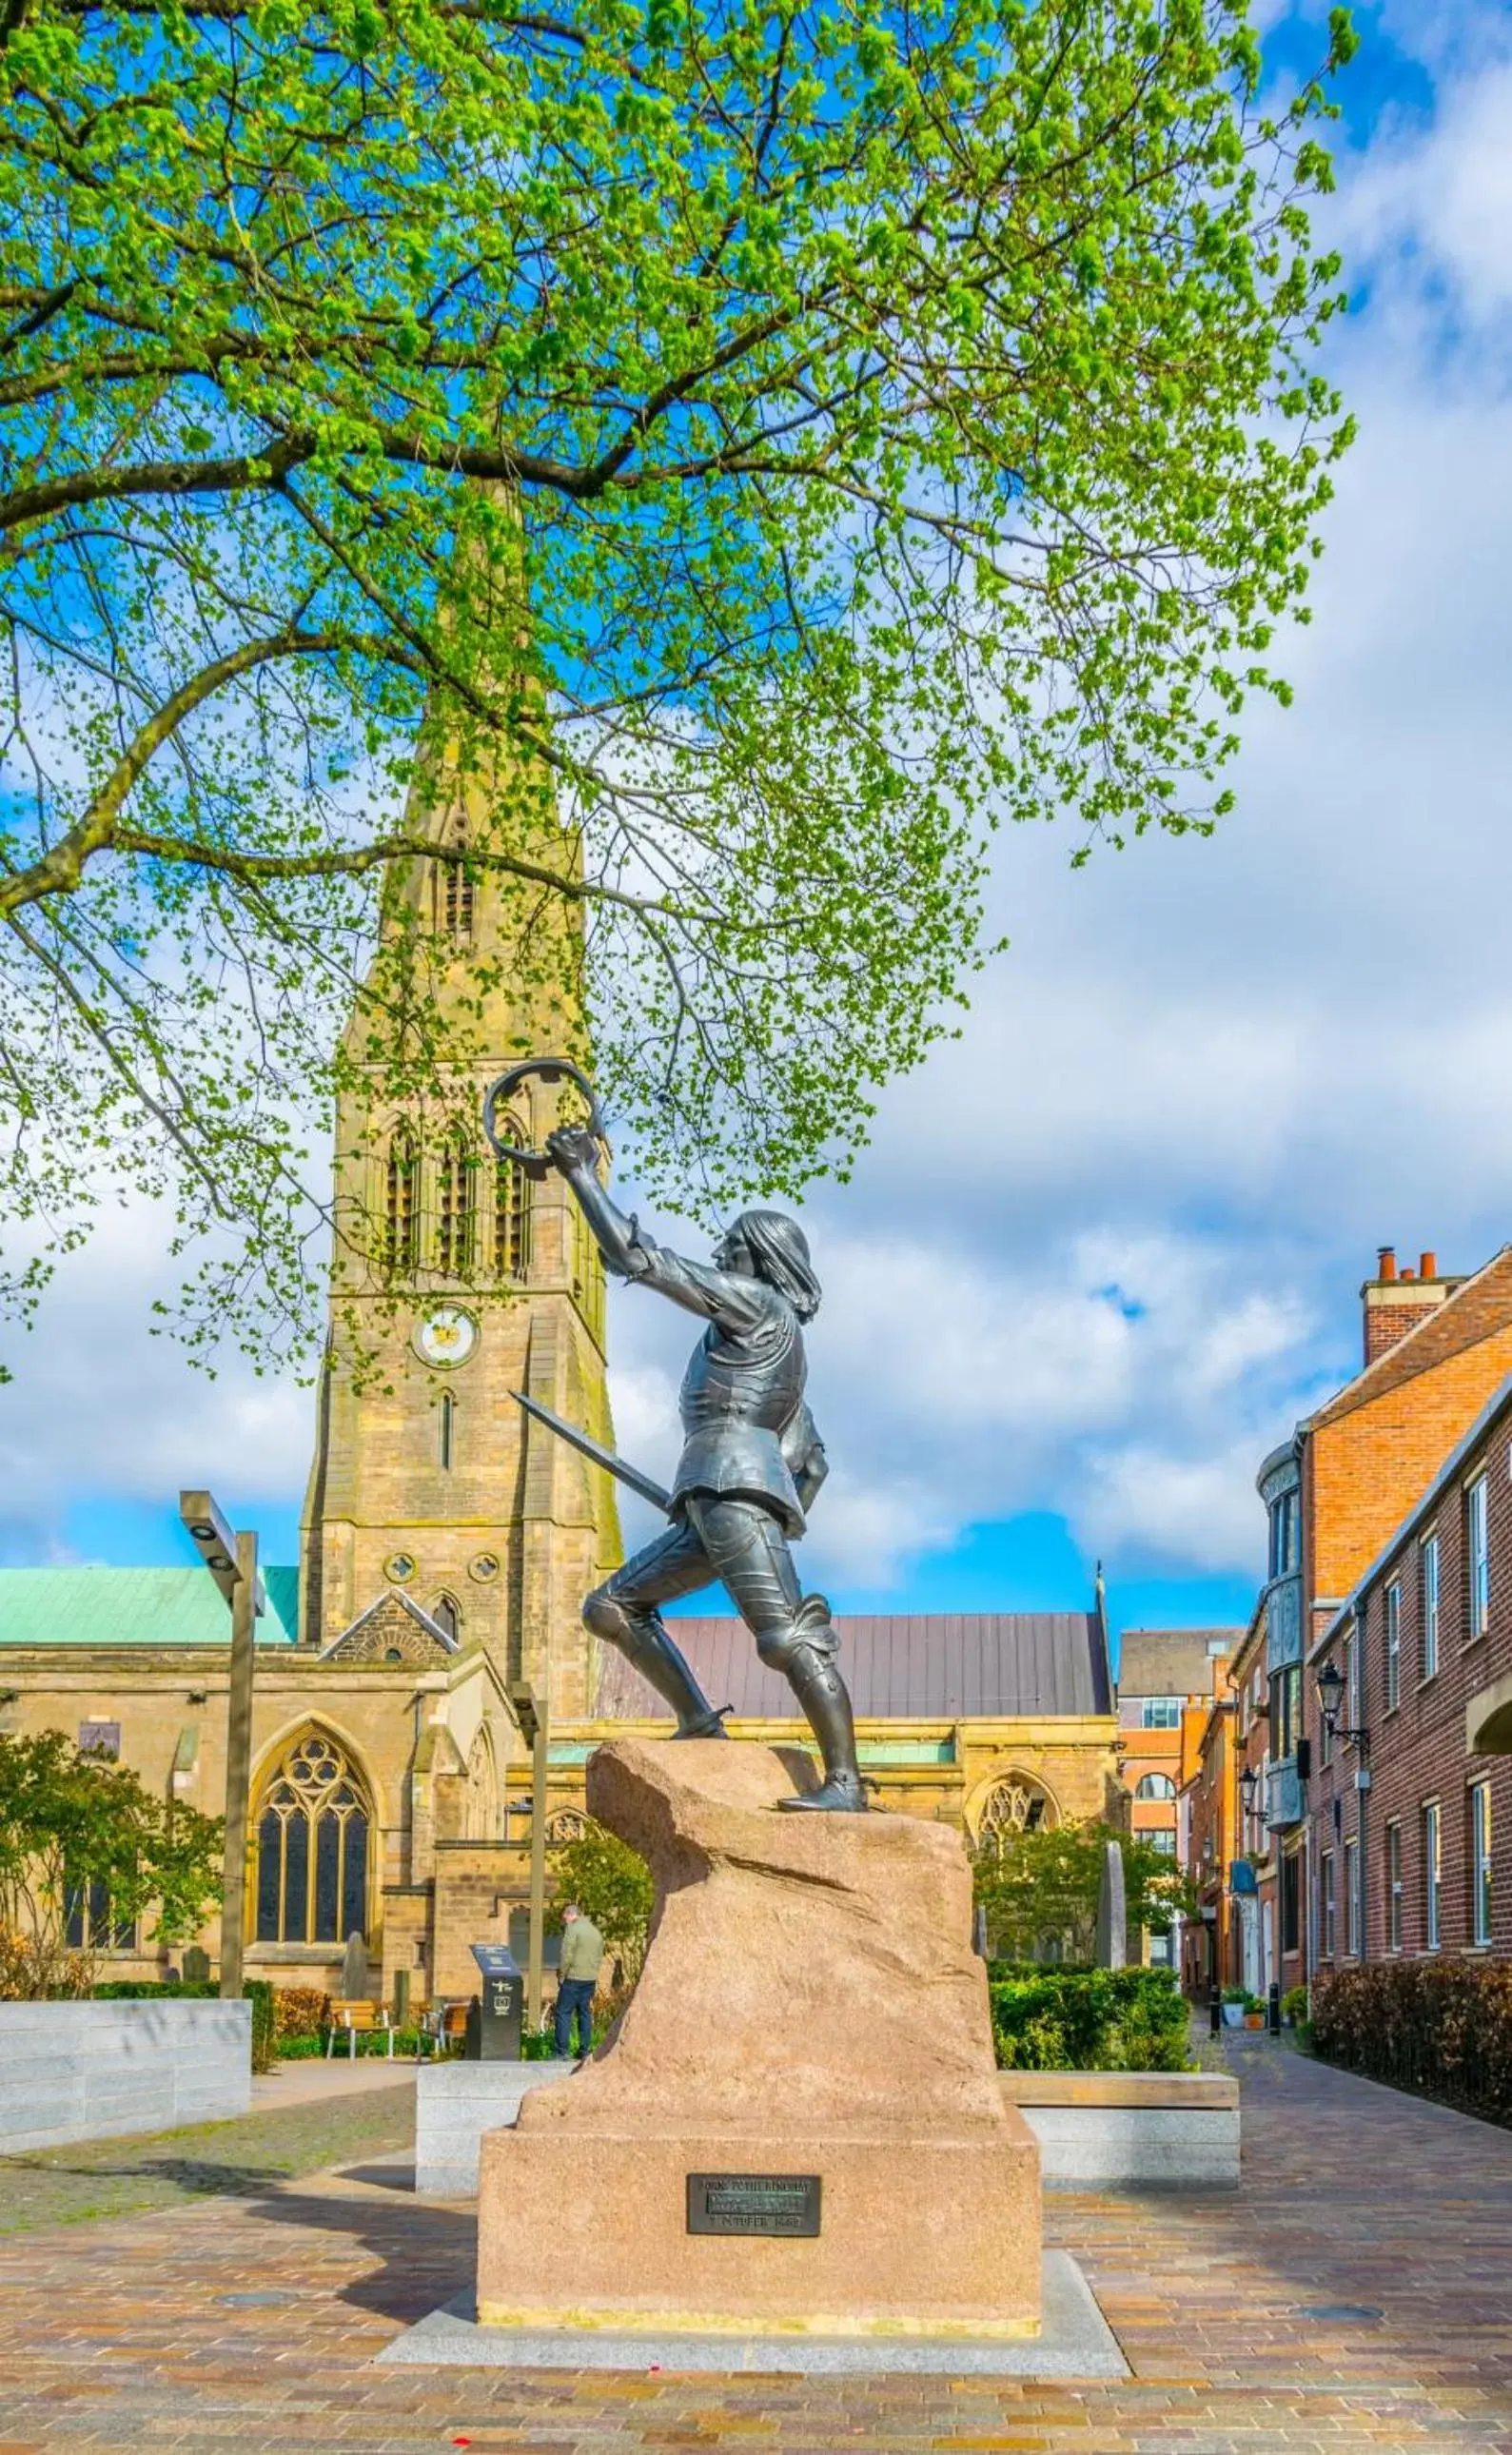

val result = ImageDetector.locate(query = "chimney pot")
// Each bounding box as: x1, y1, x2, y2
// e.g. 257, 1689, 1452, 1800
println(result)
1378, 1246, 1397, 1281
1420, 1250, 1437, 1279
1401, 1267, 1416, 1281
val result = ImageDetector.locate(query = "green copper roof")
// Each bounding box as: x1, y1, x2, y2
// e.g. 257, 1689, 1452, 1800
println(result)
0, 1565, 301, 1646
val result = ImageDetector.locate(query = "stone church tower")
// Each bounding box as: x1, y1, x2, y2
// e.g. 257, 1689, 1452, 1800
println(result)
298, 714, 621, 1720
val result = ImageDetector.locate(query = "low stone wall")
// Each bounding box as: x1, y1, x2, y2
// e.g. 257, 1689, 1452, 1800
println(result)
998, 2071, 1240, 2189
0, 1999, 252, 2154
415, 2060, 576, 2194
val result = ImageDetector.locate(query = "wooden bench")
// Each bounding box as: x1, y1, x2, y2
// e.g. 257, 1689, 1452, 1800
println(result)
325, 1999, 393, 2059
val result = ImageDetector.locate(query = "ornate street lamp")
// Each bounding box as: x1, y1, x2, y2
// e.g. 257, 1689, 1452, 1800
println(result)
1314, 1657, 1368, 1750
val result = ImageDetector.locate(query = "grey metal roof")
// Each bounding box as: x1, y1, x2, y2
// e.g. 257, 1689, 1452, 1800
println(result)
596, 1612, 1112, 1721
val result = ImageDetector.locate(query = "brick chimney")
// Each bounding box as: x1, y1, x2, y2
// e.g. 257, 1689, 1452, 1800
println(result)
1362, 1245, 1459, 1365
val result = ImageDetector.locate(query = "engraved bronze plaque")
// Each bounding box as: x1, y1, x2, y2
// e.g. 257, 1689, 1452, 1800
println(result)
686, 2171, 821, 2237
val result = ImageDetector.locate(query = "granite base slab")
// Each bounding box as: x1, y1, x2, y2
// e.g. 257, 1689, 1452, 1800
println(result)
375, 2250, 1127, 2378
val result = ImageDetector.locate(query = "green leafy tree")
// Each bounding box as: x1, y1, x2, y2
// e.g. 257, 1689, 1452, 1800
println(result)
0, 0, 1355, 1372
549, 1817, 655, 1981
973, 1817, 1200, 1963
0, 1728, 225, 1996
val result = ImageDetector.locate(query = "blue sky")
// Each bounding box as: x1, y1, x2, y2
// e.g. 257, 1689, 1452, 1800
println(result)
8, 0, 1512, 1660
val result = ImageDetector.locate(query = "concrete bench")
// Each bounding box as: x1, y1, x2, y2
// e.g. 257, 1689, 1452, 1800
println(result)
998, 2069, 1239, 2189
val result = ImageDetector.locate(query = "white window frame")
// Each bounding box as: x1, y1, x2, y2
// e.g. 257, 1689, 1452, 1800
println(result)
1385, 1820, 1403, 1954
1424, 1801, 1442, 1951
1385, 1580, 1401, 1713
1140, 1697, 1182, 1731
1471, 1781, 1493, 1948
1344, 1836, 1359, 1957
1422, 1533, 1440, 1680
1321, 1848, 1336, 1960
1468, 1473, 1491, 1640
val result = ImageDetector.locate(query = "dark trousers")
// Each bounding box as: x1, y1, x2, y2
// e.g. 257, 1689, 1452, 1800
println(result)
555, 1976, 596, 2057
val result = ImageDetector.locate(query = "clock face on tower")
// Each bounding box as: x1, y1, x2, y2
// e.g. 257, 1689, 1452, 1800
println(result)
413, 1305, 478, 1369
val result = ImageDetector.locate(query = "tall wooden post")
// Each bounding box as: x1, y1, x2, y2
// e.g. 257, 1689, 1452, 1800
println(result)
219, 1528, 259, 2000
527, 1701, 548, 2033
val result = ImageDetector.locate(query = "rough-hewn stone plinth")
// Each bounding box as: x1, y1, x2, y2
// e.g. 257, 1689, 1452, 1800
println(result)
476, 1738, 1041, 2338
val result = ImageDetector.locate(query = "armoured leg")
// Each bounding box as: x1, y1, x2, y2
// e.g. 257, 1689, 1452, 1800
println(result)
686, 1500, 867, 1812
582, 1522, 730, 1739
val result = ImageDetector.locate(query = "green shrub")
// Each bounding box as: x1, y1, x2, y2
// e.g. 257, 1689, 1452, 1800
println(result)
1281, 1983, 1308, 2026
91, 1979, 216, 1998
244, 1978, 275, 2074
1312, 1961, 1512, 2121
986, 1964, 1190, 2072
276, 2033, 325, 2060
273, 1984, 330, 2039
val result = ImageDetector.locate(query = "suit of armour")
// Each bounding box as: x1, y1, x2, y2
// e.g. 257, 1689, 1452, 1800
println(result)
549, 1142, 865, 1812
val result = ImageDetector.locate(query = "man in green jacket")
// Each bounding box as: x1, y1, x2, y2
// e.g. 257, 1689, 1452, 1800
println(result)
555, 1903, 605, 2059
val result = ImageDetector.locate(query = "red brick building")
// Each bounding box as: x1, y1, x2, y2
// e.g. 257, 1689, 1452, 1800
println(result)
1118, 1627, 1238, 1971
1259, 1245, 1512, 1993
1308, 1371, 1512, 1974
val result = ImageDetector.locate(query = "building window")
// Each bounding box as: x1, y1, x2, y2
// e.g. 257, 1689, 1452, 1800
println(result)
1268, 1487, 1299, 1580
1422, 1533, 1440, 1679
433, 1594, 461, 1644
436, 1135, 476, 1276
1344, 1836, 1359, 1957
434, 819, 474, 943
1467, 1475, 1490, 1640
1470, 1782, 1492, 1948
1146, 1827, 1177, 1856
1345, 1625, 1362, 1740
1281, 1850, 1301, 1954
1321, 1849, 1335, 1959
1385, 1822, 1403, 1953
439, 1390, 456, 1471
974, 1775, 1056, 1849
254, 1730, 370, 1948
1140, 1698, 1182, 1731
1134, 1772, 1176, 1800
1272, 1663, 1301, 1760
1385, 1581, 1401, 1713
1423, 1800, 1442, 1951
64, 1880, 135, 1953
384, 1127, 419, 1275
495, 1144, 531, 1282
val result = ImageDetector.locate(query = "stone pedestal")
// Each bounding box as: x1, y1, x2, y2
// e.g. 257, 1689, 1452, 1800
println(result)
476, 1739, 1041, 2339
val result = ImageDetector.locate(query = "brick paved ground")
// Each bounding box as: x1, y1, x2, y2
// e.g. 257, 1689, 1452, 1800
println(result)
1, 2039, 1511, 2453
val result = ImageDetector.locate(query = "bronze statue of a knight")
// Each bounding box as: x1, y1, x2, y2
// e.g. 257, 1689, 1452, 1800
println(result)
543, 1121, 865, 1813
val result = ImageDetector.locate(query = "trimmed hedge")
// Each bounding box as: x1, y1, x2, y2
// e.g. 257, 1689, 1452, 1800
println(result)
986, 1962, 1191, 2072
1312, 1960, 1512, 2122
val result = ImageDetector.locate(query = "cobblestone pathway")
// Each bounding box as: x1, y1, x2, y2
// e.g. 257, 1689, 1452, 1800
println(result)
1, 2043, 1511, 2452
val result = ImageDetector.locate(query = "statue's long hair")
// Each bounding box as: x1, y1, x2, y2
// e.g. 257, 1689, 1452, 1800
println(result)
734, 1209, 821, 1322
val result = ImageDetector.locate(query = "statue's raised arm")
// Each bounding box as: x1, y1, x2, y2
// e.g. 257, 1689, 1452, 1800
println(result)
543, 1122, 860, 1812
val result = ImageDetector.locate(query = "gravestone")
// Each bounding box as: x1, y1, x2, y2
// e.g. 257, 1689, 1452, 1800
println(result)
342, 1931, 369, 1999
1093, 1841, 1127, 1970
183, 1945, 211, 1985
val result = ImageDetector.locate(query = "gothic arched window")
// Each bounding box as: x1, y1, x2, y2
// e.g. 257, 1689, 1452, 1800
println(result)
974, 1774, 1056, 1854
433, 1593, 461, 1643
433, 819, 474, 943
384, 1127, 419, 1275
494, 1119, 531, 1281
436, 1133, 476, 1276
254, 1731, 371, 1946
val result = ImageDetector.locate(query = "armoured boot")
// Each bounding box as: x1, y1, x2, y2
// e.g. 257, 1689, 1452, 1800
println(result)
776, 1600, 867, 1812
583, 1591, 729, 1738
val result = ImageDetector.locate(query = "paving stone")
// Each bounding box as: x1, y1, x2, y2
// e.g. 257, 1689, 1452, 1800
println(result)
0, 2040, 1510, 2447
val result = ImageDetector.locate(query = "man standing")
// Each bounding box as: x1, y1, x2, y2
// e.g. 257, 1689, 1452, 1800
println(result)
555, 1902, 603, 2060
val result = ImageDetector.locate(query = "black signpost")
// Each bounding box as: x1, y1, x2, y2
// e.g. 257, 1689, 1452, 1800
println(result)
464, 1942, 524, 2061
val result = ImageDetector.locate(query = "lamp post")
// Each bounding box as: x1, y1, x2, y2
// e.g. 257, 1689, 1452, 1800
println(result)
180, 1491, 262, 1999
509, 1679, 548, 2034
1314, 1658, 1368, 1752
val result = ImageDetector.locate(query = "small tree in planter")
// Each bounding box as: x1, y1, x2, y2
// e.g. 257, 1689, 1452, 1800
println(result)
973, 1818, 1200, 1964
0, 1730, 223, 1997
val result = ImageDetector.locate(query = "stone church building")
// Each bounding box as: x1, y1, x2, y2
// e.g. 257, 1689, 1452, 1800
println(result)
0, 729, 1122, 2008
